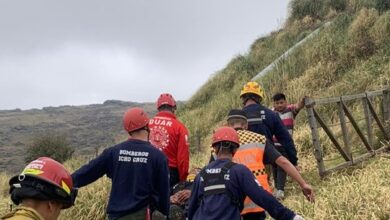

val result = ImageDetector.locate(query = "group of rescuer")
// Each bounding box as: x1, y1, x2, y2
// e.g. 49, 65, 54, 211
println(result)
3, 81, 314, 220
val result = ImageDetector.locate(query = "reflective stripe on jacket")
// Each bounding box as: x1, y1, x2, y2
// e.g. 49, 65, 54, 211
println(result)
233, 130, 271, 214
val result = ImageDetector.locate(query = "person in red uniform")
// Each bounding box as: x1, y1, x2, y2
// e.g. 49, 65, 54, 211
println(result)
149, 93, 190, 187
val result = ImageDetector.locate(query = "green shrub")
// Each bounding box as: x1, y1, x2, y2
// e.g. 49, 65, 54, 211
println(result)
289, 0, 348, 21
348, 0, 376, 12
326, 0, 348, 11
290, 0, 324, 20
370, 11, 390, 46
375, 0, 390, 13
346, 8, 379, 58
25, 133, 74, 163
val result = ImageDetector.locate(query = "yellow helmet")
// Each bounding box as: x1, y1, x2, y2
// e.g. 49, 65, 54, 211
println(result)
240, 81, 265, 100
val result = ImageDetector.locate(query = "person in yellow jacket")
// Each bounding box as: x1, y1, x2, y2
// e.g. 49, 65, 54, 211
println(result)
226, 109, 314, 220
1, 206, 44, 220
1, 157, 77, 220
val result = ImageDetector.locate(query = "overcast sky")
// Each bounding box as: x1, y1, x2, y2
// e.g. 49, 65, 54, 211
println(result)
0, 1, 289, 110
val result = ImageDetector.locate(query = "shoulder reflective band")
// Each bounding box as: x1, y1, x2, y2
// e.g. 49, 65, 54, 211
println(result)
204, 184, 226, 192
247, 118, 262, 123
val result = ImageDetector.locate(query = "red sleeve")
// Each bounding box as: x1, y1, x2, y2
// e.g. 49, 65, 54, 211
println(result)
177, 124, 190, 181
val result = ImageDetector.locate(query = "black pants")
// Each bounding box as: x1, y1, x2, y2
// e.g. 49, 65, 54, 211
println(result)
112, 207, 149, 220
169, 167, 180, 188
242, 211, 266, 220
272, 145, 287, 191
113, 208, 169, 220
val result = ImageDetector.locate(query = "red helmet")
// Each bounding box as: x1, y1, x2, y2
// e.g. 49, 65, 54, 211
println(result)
123, 107, 149, 132
212, 126, 240, 146
9, 157, 76, 209
157, 93, 176, 109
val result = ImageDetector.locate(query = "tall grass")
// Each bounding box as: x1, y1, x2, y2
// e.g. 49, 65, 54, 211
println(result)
57, 157, 109, 220
0, 173, 11, 217
283, 155, 390, 220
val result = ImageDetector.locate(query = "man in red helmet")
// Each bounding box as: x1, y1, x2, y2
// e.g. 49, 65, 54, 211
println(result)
71, 107, 170, 220
2, 157, 77, 220
188, 127, 304, 220
149, 93, 190, 187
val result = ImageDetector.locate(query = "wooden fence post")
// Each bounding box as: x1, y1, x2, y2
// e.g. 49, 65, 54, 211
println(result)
367, 97, 390, 141
383, 88, 389, 121
362, 95, 373, 147
338, 99, 352, 160
305, 97, 325, 177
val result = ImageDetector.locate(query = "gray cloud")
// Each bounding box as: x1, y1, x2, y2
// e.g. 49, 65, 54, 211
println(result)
0, 0, 288, 109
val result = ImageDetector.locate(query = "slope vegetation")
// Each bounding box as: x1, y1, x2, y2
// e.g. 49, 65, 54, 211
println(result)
178, 0, 390, 153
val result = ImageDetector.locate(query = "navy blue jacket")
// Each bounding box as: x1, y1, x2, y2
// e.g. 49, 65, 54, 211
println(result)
243, 103, 298, 165
187, 159, 295, 220
71, 139, 170, 219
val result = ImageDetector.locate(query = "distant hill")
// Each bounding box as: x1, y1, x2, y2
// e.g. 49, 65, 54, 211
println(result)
0, 100, 156, 173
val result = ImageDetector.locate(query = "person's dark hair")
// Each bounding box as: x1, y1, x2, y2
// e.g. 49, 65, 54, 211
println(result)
272, 93, 286, 102
129, 125, 150, 136
158, 104, 176, 112
241, 93, 261, 105
212, 141, 239, 155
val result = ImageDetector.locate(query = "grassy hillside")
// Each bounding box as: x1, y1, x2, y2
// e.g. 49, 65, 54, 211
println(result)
0, 0, 389, 219
175, 0, 390, 219
177, 1, 390, 153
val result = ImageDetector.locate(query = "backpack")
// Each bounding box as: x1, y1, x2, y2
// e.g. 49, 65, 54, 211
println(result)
199, 161, 243, 211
